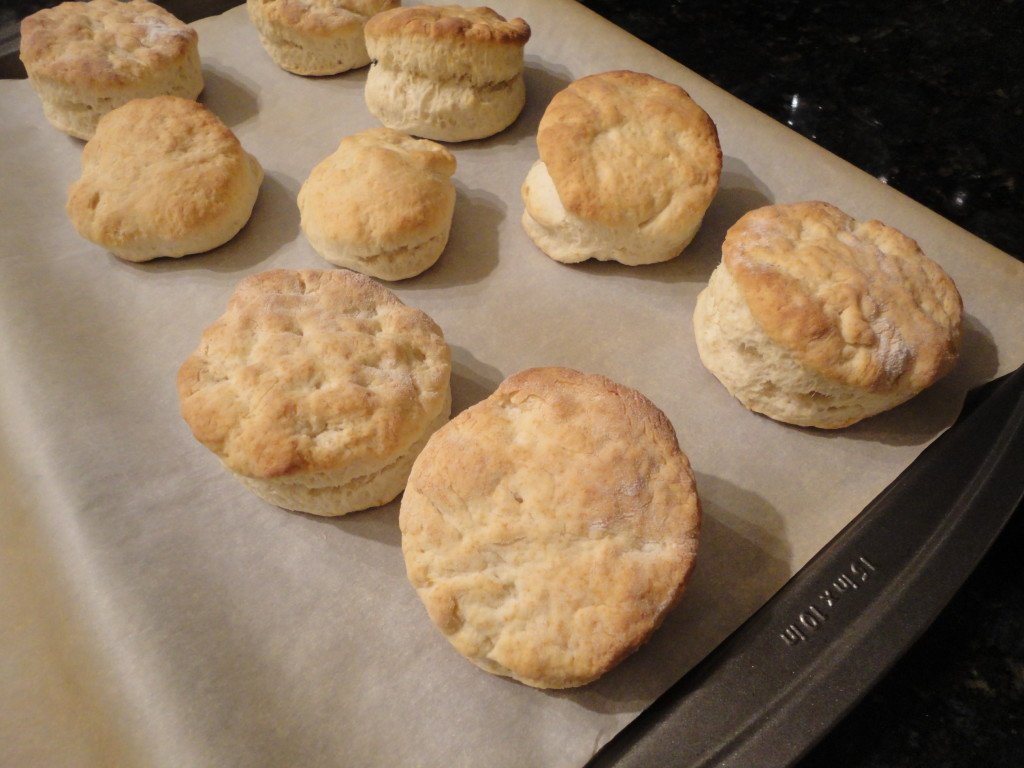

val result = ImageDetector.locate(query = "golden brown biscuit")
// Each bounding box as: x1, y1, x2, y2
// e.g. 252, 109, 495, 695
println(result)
178, 269, 451, 517
297, 128, 457, 280
693, 201, 963, 428
521, 70, 721, 265
246, 0, 398, 76
400, 367, 701, 688
19, 0, 203, 139
66, 95, 263, 262
364, 5, 531, 142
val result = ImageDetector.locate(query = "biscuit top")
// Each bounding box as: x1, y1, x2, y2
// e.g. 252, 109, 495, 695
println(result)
66, 96, 256, 248
20, 0, 197, 87
298, 128, 456, 250
724, 201, 963, 393
400, 367, 700, 689
178, 269, 451, 480
537, 70, 721, 231
248, 0, 397, 35
364, 5, 530, 46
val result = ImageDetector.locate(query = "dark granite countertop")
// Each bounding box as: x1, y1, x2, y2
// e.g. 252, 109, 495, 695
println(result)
3, 1, 1021, 765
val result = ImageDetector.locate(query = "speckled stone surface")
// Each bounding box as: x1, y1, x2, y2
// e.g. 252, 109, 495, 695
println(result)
3, 1, 1022, 765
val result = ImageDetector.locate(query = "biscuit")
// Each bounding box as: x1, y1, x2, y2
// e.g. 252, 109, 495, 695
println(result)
693, 201, 963, 428
246, 0, 398, 76
400, 367, 700, 688
178, 269, 452, 517
66, 96, 263, 262
19, 0, 204, 140
521, 70, 721, 265
364, 5, 530, 142
297, 128, 457, 280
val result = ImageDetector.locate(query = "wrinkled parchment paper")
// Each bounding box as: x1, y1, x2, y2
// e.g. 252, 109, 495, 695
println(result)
3, 2, 1023, 766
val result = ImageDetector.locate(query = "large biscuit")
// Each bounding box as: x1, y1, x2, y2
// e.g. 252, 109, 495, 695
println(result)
400, 367, 701, 688
178, 269, 452, 517
66, 95, 263, 262
521, 70, 721, 265
246, 0, 398, 76
20, 0, 204, 139
693, 201, 963, 428
364, 5, 530, 142
298, 127, 457, 280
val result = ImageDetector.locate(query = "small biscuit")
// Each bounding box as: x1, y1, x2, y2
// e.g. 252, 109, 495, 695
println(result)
364, 5, 531, 142
521, 70, 721, 265
298, 128, 457, 280
19, 0, 204, 139
178, 269, 452, 517
400, 367, 701, 689
693, 201, 963, 428
246, 0, 398, 76
66, 95, 263, 262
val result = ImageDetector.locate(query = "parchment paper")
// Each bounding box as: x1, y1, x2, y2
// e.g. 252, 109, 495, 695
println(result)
2, 2, 1023, 766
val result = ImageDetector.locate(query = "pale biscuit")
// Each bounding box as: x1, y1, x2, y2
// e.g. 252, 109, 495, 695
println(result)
364, 5, 530, 142
693, 201, 963, 428
400, 367, 701, 689
246, 0, 398, 76
521, 70, 721, 265
178, 269, 452, 517
19, 0, 203, 140
66, 96, 263, 262
297, 128, 457, 280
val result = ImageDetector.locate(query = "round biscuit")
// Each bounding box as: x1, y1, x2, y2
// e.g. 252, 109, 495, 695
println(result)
177, 269, 452, 517
297, 127, 457, 280
66, 95, 264, 262
19, 0, 204, 139
363, 5, 531, 142
523, 70, 721, 265
246, 0, 398, 76
693, 201, 963, 428
400, 367, 701, 689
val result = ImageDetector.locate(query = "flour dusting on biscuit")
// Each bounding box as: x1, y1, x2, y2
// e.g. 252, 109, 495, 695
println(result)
20, 0, 203, 139
693, 201, 963, 428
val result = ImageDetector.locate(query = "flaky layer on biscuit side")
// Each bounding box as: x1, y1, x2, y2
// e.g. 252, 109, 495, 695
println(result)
401, 367, 700, 688
364, 5, 530, 86
365, 65, 525, 141
236, 387, 451, 516
521, 160, 704, 265
694, 263, 923, 428
246, 0, 398, 75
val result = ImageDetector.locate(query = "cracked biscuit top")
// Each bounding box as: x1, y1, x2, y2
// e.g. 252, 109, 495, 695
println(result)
177, 269, 451, 481
20, 0, 198, 87
400, 366, 700, 689
536, 70, 721, 233
723, 201, 963, 393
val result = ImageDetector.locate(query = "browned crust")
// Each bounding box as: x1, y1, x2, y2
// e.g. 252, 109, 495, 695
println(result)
177, 269, 450, 480
536, 70, 721, 227
20, 0, 197, 88
724, 201, 963, 392
364, 4, 530, 46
